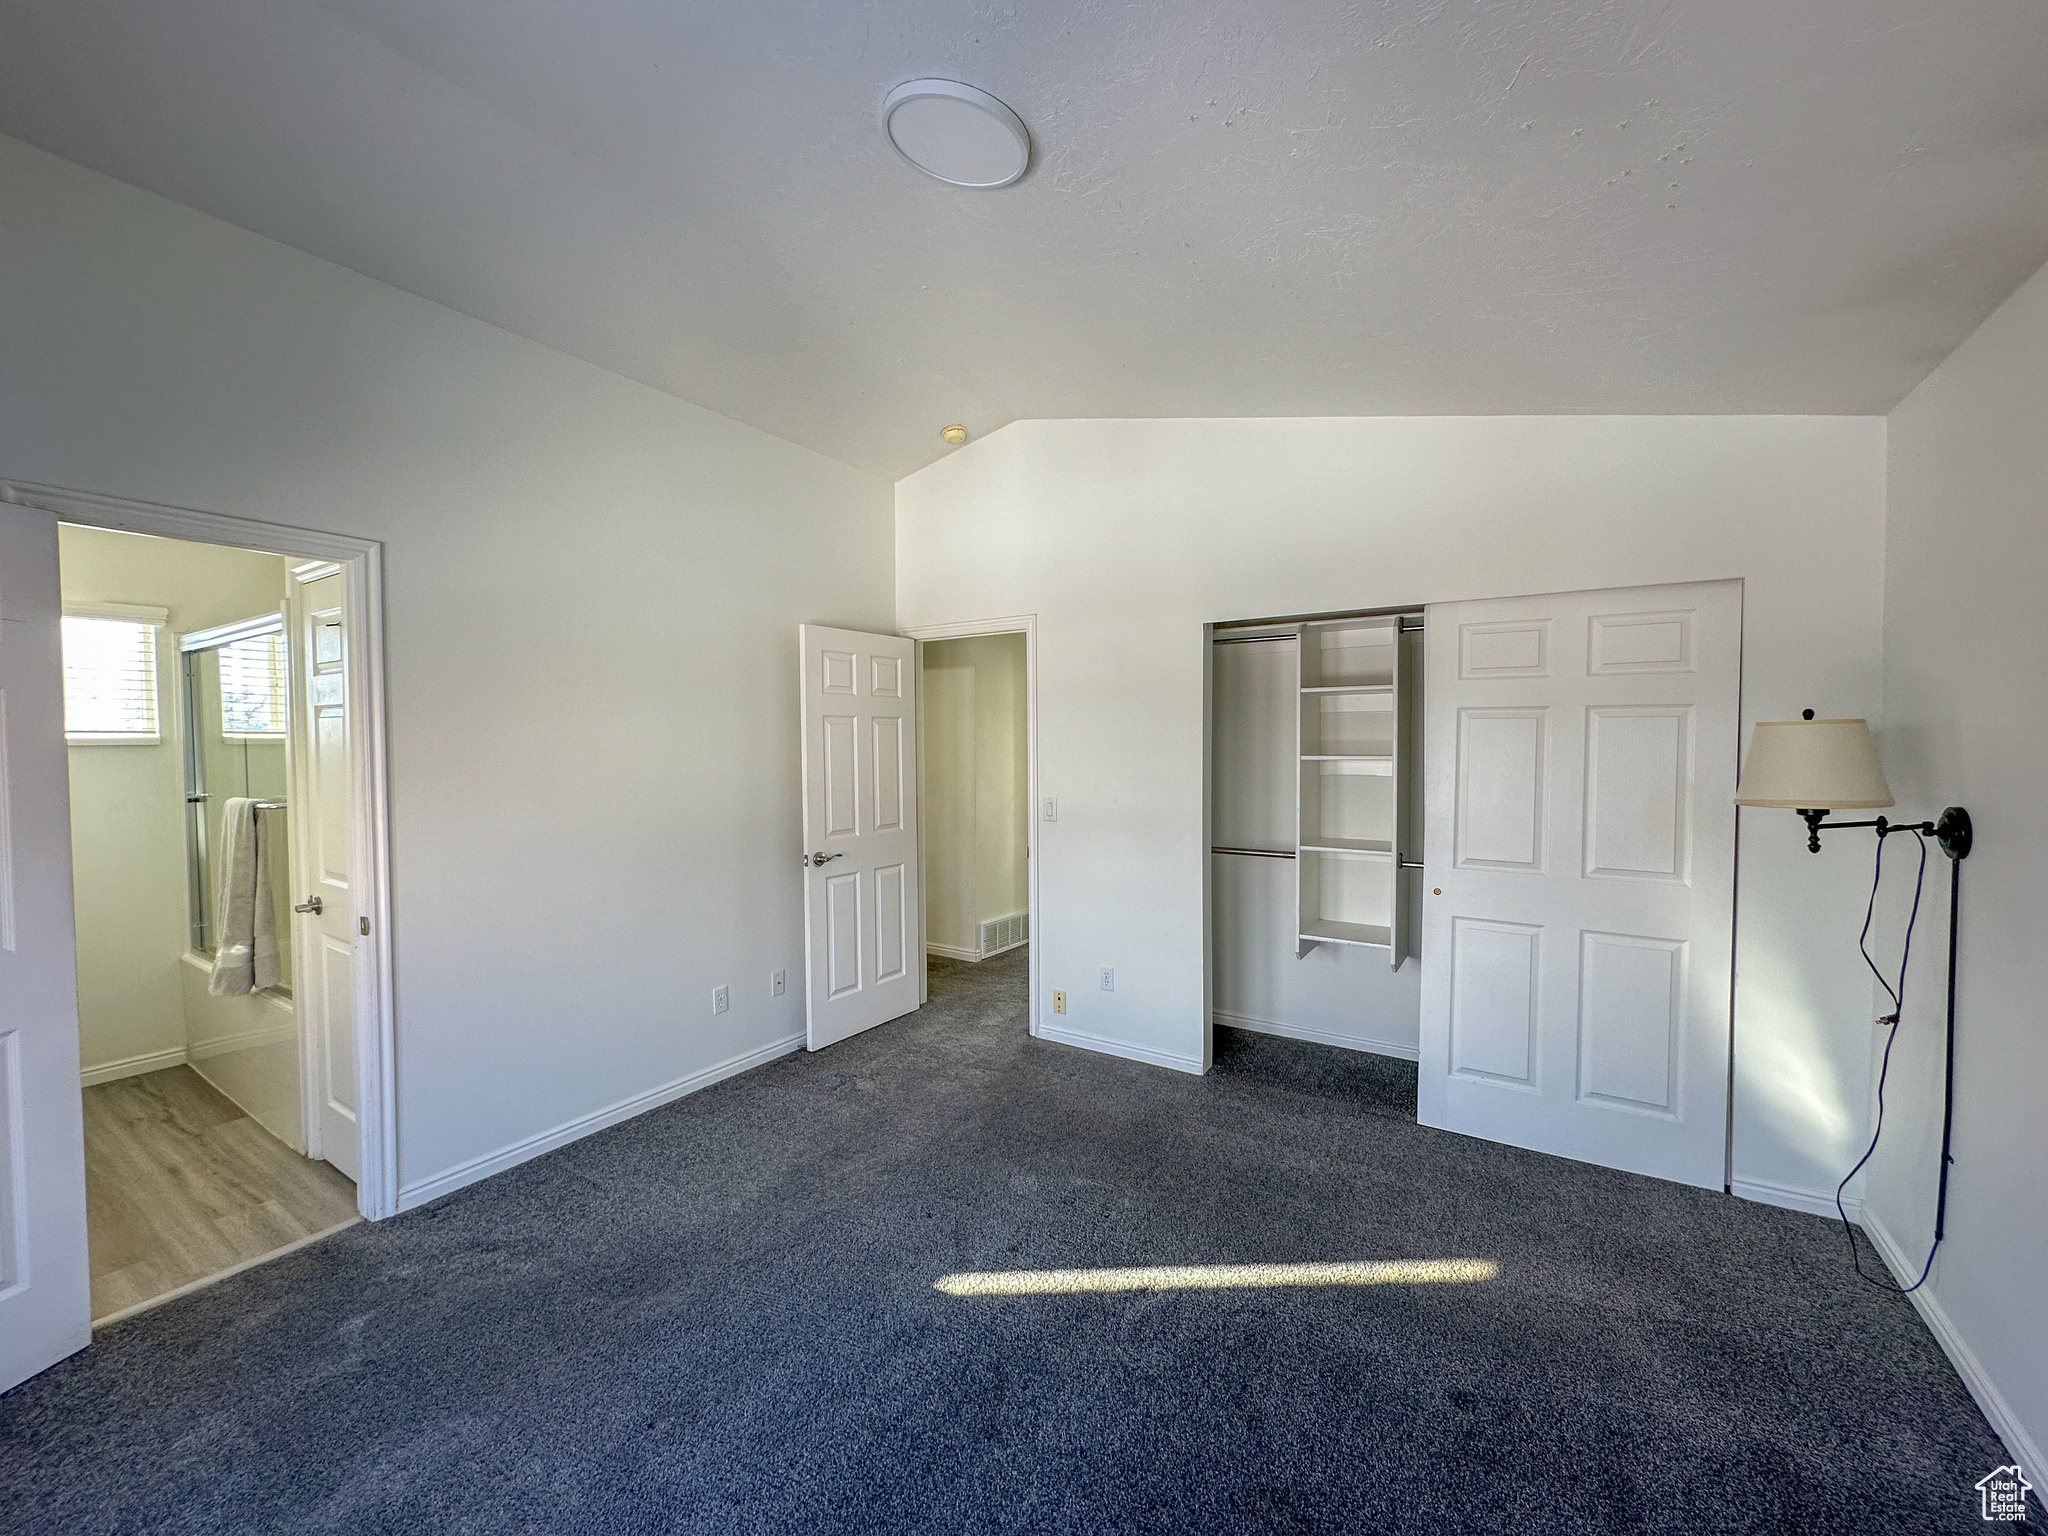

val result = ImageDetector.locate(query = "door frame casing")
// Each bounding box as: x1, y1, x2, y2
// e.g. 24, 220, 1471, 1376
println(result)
1, 478, 400, 1221
900, 616, 1039, 1035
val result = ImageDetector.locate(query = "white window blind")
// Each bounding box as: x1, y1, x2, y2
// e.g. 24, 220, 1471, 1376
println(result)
62, 614, 162, 742
219, 630, 288, 739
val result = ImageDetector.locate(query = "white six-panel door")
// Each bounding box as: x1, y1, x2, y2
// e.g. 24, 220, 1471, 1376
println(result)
1418, 581, 1742, 1189
287, 568, 358, 1181
801, 625, 921, 1050
0, 505, 92, 1391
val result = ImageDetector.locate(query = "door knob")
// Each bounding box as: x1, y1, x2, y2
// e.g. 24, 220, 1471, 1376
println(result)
294, 895, 324, 915
802, 851, 844, 868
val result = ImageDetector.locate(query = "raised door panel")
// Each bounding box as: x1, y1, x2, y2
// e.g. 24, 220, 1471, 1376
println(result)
1576, 932, 1684, 1115
1454, 709, 1547, 871
1459, 620, 1549, 679
1448, 918, 1540, 1086
822, 716, 859, 839
871, 714, 905, 834
874, 863, 907, 982
824, 870, 862, 999
307, 591, 349, 897
821, 649, 857, 695
1588, 610, 1695, 676
1583, 707, 1692, 883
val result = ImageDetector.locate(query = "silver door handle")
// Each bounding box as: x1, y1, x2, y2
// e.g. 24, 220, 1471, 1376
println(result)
802, 852, 844, 868
294, 896, 324, 915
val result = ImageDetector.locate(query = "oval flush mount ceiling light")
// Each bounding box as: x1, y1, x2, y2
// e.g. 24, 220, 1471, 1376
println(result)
883, 79, 1030, 189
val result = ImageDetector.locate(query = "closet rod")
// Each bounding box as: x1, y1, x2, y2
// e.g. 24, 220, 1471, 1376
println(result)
1211, 634, 1296, 645
1211, 846, 1296, 859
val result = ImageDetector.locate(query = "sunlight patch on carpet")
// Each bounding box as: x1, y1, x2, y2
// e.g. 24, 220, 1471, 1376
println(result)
933, 1258, 1501, 1296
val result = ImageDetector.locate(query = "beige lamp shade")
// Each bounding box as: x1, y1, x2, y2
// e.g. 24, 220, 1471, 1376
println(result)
1734, 718, 1894, 809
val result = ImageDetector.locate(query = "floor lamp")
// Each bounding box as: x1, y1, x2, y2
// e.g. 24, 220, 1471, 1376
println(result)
1733, 711, 1970, 1289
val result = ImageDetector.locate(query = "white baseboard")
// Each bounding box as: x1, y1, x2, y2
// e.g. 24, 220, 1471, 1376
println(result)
1731, 1176, 1862, 1224
1213, 1010, 1421, 1063
926, 942, 981, 963
186, 1022, 297, 1060
1037, 1022, 1204, 1076
1862, 1204, 2047, 1479
80, 1046, 187, 1088
396, 1032, 805, 1212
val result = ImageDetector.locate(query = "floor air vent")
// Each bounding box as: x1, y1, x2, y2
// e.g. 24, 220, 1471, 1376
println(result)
978, 912, 1028, 958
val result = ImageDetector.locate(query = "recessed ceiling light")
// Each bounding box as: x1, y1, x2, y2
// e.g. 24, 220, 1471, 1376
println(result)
883, 79, 1031, 189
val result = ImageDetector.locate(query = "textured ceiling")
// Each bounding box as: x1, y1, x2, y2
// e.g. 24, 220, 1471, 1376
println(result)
6, 1, 2048, 478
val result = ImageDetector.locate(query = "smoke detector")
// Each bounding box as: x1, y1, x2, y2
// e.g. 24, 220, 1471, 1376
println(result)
884, 80, 1031, 189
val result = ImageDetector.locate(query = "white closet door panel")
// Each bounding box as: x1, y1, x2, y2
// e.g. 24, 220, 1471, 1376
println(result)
1419, 580, 1740, 1190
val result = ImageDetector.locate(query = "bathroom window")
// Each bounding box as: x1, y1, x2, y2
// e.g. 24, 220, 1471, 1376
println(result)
61, 608, 165, 743
219, 630, 288, 740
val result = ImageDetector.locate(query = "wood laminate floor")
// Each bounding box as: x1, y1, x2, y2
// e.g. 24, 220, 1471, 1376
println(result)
83, 1065, 359, 1321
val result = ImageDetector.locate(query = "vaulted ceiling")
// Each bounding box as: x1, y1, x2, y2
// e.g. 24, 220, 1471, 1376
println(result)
7, 1, 2048, 478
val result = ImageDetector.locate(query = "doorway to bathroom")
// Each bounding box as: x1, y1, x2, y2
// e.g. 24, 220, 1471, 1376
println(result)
55, 517, 380, 1324
907, 618, 1038, 1035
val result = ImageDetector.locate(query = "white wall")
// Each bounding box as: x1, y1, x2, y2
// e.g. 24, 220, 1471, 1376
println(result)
0, 135, 894, 1199
58, 525, 289, 1078
898, 416, 1889, 1201
1874, 256, 2048, 1473
922, 633, 1027, 957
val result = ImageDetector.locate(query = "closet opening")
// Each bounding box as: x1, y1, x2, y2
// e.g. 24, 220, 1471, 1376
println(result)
58, 521, 371, 1325
911, 621, 1036, 1031
1207, 608, 1424, 1081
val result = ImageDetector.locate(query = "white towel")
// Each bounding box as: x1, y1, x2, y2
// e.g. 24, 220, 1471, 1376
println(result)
208, 797, 281, 996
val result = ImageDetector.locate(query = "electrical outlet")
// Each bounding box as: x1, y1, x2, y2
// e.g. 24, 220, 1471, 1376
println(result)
1053, 989, 1067, 1015
1099, 966, 1114, 992
711, 985, 729, 1016
1042, 797, 1058, 821
772, 969, 786, 997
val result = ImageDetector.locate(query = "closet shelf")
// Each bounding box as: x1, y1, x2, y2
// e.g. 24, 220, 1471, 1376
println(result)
1299, 684, 1394, 696
1300, 838, 1393, 857
1301, 754, 1394, 769
1298, 919, 1393, 949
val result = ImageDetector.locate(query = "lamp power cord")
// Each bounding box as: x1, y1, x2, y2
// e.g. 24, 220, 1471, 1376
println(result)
1832, 826, 1942, 1294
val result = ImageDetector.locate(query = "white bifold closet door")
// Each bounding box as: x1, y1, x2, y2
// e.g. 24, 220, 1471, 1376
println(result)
1418, 581, 1741, 1189
800, 625, 920, 1051
0, 504, 93, 1391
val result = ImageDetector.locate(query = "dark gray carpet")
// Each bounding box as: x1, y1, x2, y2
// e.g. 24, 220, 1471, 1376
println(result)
0, 947, 2018, 1534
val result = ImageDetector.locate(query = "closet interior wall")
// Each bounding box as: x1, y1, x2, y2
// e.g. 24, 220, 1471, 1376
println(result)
1209, 613, 1424, 1061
